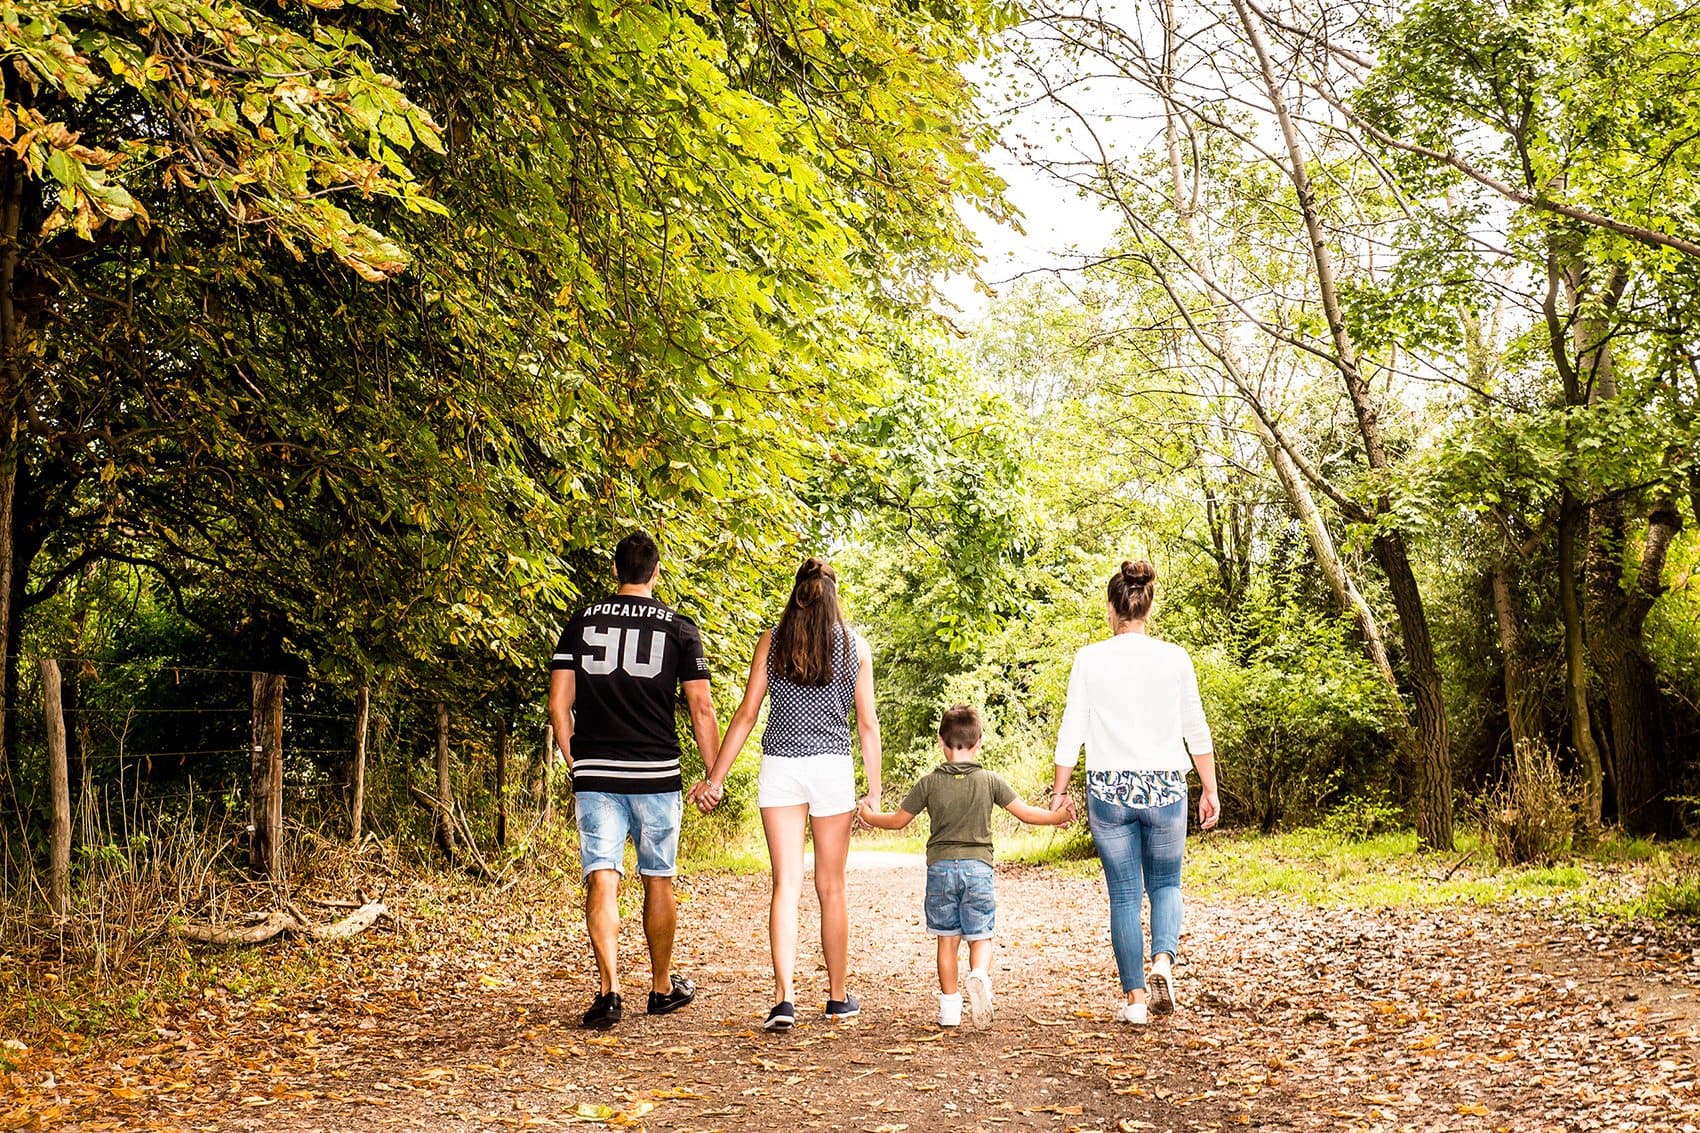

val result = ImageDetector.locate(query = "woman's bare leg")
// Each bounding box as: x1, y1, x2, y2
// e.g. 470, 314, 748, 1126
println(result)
810, 810, 854, 1001
762, 804, 809, 1003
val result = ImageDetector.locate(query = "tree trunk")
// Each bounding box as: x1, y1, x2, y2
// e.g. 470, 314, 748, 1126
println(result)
1376, 532, 1454, 850
41, 659, 69, 916
494, 712, 509, 849
1232, 0, 1452, 848
350, 685, 369, 843
1488, 557, 1543, 758
1152, 31, 1397, 696
0, 155, 23, 826
1586, 498, 1683, 834
434, 701, 455, 858
538, 726, 555, 825
250, 673, 286, 881
1555, 495, 1605, 846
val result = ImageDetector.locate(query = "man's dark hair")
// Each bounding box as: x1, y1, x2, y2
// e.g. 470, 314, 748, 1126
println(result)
614, 531, 661, 584
939, 704, 983, 751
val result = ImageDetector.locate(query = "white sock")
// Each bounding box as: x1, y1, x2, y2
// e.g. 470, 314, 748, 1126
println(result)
938, 992, 963, 1026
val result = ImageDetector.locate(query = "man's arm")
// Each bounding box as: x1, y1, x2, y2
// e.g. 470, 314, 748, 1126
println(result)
682, 679, 719, 772
547, 668, 576, 773
690, 631, 771, 813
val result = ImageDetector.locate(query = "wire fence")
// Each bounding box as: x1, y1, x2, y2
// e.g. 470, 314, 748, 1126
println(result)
8, 659, 562, 852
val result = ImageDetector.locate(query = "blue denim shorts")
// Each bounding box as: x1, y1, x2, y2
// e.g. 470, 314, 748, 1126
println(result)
924, 858, 996, 940
575, 790, 681, 879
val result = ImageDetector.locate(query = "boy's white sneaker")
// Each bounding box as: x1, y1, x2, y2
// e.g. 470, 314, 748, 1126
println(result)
1116, 1001, 1149, 1026
939, 992, 963, 1027
965, 969, 994, 1028
1148, 955, 1177, 1015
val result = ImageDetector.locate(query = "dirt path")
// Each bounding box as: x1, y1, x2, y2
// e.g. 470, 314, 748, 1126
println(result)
18, 851, 1700, 1132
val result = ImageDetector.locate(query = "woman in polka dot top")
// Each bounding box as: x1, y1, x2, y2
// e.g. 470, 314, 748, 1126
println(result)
690, 556, 883, 1031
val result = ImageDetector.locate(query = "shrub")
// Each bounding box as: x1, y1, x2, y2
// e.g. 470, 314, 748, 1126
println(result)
1318, 789, 1407, 842
1195, 613, 1396, 832
1484, 741, 1574, 865
1645, 869, 1700, 921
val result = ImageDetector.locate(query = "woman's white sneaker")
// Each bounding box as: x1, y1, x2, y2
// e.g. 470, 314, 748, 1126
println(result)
1148, 956, 1177, 1015
1116, 1001, 1149, 1026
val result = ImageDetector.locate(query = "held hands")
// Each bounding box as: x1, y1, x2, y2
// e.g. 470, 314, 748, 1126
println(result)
1199, 789, 1220, 831
1050, 794, 1077, 824
854, 792, 883, 829
686, 778, 723, 815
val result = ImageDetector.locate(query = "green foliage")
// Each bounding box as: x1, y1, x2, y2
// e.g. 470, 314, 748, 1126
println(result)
1194, 586, 1396, 832
1318, 789, 1407, 844
2, 0, 443, 271
1642, 870, 1700, 921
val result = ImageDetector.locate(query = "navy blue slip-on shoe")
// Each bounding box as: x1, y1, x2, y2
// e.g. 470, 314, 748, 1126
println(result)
824, 994, 860, 1020
583, 991, 622, 1029
763, 1001, 795, 1031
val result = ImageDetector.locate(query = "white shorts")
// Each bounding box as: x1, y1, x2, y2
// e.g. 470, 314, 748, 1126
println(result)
757, 752, 856, 816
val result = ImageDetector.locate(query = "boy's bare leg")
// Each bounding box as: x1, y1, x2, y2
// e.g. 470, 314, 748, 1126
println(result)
967, 938, 991, 975
937, 935, 961, 994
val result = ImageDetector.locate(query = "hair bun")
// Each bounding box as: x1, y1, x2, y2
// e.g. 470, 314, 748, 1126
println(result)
1122, 559, 1156, 588
797, 557, 825, 581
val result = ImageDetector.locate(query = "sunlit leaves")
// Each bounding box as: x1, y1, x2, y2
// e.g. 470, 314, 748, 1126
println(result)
2, 0, 444, 276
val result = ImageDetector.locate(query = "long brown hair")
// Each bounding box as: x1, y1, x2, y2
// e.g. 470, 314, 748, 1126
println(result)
1107, 559, 1157, 623
771, 556, 847, 687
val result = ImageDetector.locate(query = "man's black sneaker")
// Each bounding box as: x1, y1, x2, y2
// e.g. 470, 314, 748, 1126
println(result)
825, 994, 860, 1020
648, 975, 697, 1016
763, 1001, 795, 1031
583, 991, 622, 1029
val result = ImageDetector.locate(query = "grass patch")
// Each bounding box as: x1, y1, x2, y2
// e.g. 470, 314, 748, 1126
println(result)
1186, 826, 1700, 920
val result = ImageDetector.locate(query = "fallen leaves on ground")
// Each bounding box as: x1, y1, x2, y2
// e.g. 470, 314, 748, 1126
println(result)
3, 863, 1697, 1132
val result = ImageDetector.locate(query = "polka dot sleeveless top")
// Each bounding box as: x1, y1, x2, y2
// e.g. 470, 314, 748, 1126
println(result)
761, 625, 861, 758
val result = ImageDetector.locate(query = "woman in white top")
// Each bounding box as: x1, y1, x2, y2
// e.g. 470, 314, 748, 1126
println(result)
1051, 560, 1220, 1025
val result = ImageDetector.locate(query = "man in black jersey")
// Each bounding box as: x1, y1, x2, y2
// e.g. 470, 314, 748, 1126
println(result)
548, 531, 721, 1029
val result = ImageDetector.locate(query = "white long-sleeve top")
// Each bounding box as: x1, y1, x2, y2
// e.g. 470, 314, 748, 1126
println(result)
1054, 632, 1212, 772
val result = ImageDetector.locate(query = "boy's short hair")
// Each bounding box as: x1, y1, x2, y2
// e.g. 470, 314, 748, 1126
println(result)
938, 704, 983, 750
614, 531, 661, 584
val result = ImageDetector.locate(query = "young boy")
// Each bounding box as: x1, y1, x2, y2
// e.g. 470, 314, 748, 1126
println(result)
858, 704, 1075, 1028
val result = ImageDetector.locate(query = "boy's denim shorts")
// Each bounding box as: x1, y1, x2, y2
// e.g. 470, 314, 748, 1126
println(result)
575, 790, 681, 879
924, 858, 996, 940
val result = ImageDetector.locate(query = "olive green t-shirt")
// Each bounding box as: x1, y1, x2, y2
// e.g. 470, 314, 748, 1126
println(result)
901, 761, 1018, 865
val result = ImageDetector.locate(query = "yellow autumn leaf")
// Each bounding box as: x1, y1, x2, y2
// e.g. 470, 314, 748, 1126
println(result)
610, 1100, 654, 1126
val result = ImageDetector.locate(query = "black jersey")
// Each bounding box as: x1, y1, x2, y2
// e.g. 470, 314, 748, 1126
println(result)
549, 594, 710, 794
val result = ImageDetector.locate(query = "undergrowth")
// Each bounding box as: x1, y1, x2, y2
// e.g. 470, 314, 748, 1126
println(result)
1186, 826, 1700, 921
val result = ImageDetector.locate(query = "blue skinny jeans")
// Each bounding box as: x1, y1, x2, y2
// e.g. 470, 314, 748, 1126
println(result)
1087, 793, 1186, 992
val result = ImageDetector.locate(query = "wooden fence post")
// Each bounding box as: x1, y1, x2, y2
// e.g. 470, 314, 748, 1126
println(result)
494, 713, 509, 849
434, 702, 456, 857
40, 659, 70, 916
250, 673, 286, 881
539, 726, 555, 824
351, 685, 369, 843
